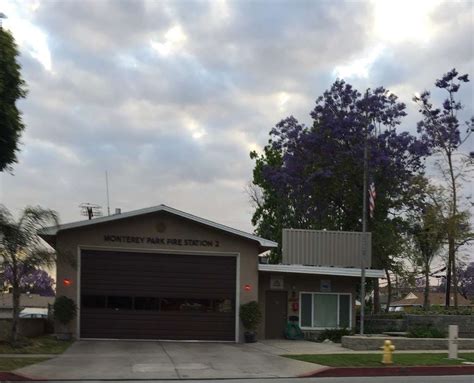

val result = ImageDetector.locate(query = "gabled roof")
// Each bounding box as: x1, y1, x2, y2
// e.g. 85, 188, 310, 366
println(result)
38, 204, 278, 249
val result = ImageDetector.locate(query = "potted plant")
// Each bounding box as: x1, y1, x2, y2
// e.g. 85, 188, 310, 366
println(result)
239, 301, 262, 343
53, 296, 77, 341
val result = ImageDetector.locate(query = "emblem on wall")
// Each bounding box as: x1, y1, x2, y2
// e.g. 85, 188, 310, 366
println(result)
155, 222, 167, 233
270, 276, 284, 290
320, 279, 331, 292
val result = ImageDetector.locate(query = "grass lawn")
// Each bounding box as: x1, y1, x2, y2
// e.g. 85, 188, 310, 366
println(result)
0, 335, 73, 354
0, 357, 50, 371
286, 353, 474, 367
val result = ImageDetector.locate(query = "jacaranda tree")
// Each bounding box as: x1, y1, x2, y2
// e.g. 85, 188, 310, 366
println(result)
250, 80, 429, 310
2, 265, 55, 296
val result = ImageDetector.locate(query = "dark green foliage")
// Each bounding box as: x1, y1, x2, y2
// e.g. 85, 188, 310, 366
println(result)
0, 28, 27, 172
366, 312, 406, 319
53, 296, 77, 325
408, 325, 446, 338
239, 301, 262, 331
316, 328, 352, 343
409, 307, 473, 315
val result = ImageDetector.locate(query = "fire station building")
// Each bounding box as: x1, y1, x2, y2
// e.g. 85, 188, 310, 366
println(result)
39, 204, 383, 342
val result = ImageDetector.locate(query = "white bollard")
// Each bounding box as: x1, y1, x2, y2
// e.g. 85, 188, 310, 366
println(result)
448, 325, 459, 359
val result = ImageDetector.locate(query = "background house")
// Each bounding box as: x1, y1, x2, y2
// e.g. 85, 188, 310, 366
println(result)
0, 293, 54, 319
390, 291, 473, 311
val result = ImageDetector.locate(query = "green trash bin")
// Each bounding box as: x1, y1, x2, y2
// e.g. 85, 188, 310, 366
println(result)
285, 316, 304, 340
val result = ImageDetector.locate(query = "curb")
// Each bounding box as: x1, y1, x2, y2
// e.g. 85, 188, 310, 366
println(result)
303, 365, 474, 377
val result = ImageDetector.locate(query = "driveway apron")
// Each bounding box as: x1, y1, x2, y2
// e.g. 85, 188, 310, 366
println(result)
16, 340, 323, 380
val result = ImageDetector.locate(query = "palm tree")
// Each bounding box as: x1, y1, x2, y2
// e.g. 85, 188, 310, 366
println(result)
0, 205, 58, 345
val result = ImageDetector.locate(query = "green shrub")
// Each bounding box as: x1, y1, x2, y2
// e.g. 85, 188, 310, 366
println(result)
239, 301, 262, 332
409, 306, 473, 316
53, 296, 77, 325
408, 325, 446, 338
316, 328, 352, 343
362, 312, 406, 319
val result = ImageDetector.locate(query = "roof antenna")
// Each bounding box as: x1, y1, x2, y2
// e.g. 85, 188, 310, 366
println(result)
105, 171, 111, 216
79, 203, 102, 220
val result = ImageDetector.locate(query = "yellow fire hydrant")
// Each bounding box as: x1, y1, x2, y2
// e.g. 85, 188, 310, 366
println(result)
381, 340, 395, 365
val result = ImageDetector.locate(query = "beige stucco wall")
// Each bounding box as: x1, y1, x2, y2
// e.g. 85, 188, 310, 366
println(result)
258, 272, 358, 339
54, 211, 263, 342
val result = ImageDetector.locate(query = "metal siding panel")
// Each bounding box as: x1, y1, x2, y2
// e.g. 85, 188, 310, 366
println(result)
281, 229, 372, 268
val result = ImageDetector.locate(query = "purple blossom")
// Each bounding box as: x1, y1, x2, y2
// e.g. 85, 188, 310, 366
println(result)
2, 265, 55, 296
257, 79, 429, 231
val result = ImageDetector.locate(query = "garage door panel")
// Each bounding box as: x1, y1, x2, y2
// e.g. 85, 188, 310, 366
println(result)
82, 252, 235, 268
80, 250, 236, 340
80, 312, 235, 340
81, 270, 235, 281
81, 290, 234, 300
82, 265, 236, 277
82, 275, 235, 291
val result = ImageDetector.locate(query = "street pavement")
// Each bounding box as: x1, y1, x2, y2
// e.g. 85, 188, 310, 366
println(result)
20, 376, 474, 383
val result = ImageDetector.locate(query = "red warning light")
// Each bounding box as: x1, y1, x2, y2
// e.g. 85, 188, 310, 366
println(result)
63, 278, 72, 287
244, 284, 252, 292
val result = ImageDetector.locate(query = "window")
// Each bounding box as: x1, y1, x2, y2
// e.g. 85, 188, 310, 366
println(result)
107, 296, 133, 310
160, 298, 234, 313
134, 297, 159, 311
300, 293, 351, 329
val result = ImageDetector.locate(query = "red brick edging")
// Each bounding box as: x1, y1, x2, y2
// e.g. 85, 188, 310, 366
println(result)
302, 365, 474, 377
0, 372, 34, 381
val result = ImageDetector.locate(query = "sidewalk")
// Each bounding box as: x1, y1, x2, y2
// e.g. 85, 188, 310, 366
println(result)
2, 339, 473, 357
250, 339, 474, 355
0, 354, 55, 358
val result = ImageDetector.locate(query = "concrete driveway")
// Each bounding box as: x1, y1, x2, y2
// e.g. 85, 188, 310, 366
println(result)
17, 340, 325, 380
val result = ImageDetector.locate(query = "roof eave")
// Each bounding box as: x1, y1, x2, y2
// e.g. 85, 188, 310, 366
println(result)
258, 263, 385, 278
37, 204, 278, 250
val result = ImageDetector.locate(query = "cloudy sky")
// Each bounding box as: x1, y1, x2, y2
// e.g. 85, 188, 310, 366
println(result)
0, 0, 473, 235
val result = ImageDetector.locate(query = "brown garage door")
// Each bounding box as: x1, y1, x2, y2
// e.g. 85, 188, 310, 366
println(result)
80, 250, 236, 340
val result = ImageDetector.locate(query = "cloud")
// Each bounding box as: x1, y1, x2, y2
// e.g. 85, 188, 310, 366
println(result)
0, 0, 472, 236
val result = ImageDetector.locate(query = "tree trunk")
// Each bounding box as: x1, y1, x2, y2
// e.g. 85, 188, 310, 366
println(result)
452, 252, 458, 308
394, 274, 399, 300
447, 151, 458, 308
445, 251, 451, 308
423, 262, 430, 311
11, 280, 20, 346
385, 270, 392, 313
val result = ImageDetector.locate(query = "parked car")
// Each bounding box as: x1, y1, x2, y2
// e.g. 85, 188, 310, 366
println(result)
19, 308, 48, 318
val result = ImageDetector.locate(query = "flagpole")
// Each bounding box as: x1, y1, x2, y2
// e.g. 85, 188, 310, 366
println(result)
360, 121, 369, 336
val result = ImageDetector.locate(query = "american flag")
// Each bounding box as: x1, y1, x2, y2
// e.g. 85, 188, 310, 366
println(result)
369, 181, 376, 218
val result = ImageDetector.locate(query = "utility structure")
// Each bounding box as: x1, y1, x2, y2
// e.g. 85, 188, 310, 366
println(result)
359, 121, 369, 335
79, 203, 103, 220
105, 171, 111, 216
